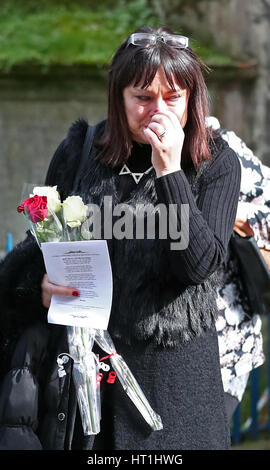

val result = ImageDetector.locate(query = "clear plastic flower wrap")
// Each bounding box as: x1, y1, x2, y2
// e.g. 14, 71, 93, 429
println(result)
18, 199, 64, 246
94, 329, 163, 431
67, 326, 101, 435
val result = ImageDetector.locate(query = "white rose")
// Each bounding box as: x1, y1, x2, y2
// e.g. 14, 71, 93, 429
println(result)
62, 196, 88, 228
33, 185, 61, 214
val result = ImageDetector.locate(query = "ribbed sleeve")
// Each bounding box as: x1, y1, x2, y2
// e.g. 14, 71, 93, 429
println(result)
155, 147, 241, 285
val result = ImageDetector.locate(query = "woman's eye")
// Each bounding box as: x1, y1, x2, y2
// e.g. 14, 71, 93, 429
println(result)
136, 96, 150, 102
167, 95, 181, 101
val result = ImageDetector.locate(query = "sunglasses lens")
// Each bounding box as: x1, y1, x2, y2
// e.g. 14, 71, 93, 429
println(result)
132, 34, 156, 47
134, 38, 154, 46
166, 37, 188, 48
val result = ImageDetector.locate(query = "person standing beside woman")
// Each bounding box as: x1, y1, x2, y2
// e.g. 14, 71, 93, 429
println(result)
0, 26, 240, 450
208, 117, 269, 420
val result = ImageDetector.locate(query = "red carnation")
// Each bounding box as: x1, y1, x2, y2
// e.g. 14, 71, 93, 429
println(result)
17, 195, 48, 223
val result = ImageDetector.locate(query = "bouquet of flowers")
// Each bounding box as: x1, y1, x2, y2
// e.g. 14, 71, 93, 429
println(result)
18, 185, 100, 435
17, 185, 163, 435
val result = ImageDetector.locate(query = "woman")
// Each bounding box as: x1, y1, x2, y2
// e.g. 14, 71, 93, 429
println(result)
0, 26, 241, 450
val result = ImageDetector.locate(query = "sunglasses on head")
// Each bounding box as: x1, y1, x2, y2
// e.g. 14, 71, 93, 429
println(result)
126, 33, 189, 49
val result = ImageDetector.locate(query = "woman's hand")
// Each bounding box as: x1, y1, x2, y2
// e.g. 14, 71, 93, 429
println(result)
143, 110, 184, 178
41, 273, 79, 309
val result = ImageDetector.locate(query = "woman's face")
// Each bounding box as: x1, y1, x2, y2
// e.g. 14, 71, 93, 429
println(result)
123, 67, 189, 144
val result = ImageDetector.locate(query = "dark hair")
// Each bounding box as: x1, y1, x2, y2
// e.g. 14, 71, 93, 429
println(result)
97, 26, 212, 169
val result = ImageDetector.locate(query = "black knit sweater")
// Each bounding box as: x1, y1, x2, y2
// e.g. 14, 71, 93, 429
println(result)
117, 139, 241, 286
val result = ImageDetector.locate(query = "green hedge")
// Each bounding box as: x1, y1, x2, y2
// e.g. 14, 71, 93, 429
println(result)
0, 0, 158, 69
0, 0, 233, 71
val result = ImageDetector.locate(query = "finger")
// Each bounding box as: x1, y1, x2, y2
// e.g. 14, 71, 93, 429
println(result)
149, 114, 171, 130
50, 284, 79, 297
143, 126, 162, 148
150, 110, 181, 129
147, 122, 165, 138
42, 273, 79, 297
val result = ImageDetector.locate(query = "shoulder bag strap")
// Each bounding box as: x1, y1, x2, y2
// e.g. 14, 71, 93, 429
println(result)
73, 124, 96, 193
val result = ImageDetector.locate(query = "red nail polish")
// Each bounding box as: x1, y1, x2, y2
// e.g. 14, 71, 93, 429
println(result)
154, 109, 159, 113
72, 290, 79, 297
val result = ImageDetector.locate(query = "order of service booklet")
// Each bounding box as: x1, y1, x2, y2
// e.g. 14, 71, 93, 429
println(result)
41, 240, 113, 329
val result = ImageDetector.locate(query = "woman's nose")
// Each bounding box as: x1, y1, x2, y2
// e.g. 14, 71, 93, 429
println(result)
151, 98, 167, 115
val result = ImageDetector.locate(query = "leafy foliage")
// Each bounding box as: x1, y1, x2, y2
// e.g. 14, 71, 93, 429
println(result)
0, 0, 159, 70
0, 0, 233, 71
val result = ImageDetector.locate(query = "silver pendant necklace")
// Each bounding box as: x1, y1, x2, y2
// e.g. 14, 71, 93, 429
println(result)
119, 164, 153, 184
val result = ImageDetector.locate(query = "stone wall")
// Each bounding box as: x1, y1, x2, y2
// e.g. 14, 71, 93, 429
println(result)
0, 72, 108, 252
158, 0, 270, 162
201, 0, 270, 163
